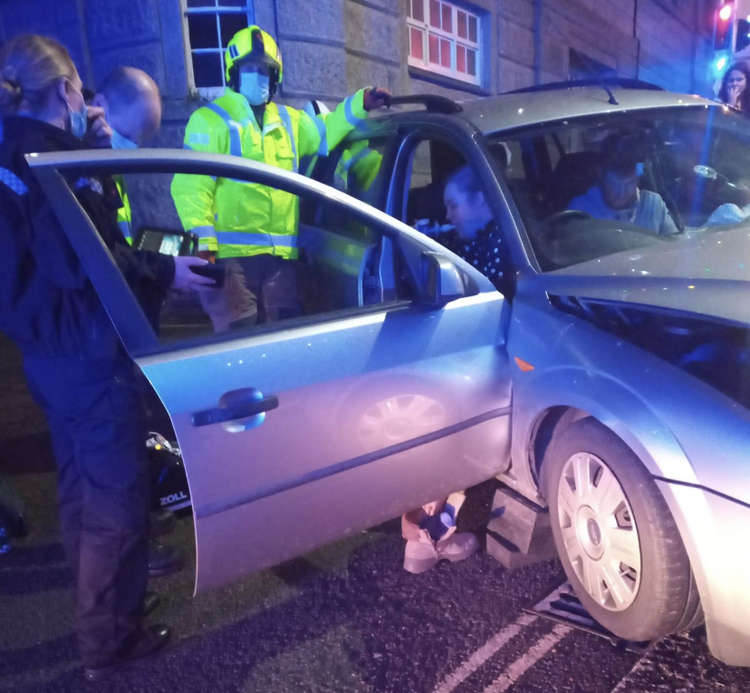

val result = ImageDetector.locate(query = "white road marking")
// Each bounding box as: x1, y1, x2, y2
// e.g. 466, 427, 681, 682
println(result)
482, 622, 572, 693
610, 657, 647, 693
432, 613, 538, 693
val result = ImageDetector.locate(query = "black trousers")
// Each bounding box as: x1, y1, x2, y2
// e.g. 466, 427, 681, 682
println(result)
23, 353, 149, 667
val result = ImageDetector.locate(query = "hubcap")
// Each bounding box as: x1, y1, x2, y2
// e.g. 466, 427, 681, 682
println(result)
556, 452, 641, 612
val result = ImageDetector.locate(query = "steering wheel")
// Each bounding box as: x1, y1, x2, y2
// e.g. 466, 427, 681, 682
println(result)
541, 209, 592, 226
536, 209, 592, 244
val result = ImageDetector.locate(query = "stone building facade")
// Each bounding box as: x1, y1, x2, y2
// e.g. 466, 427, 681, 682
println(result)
0, 0, 715, 152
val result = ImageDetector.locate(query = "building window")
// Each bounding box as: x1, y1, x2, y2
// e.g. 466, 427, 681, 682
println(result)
182, 0, 255, 97
406, 0, 481, 86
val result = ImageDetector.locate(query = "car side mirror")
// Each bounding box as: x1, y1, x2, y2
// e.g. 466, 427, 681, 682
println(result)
419, 251, 469, 308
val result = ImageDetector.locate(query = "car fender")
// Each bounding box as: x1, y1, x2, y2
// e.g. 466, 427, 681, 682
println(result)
510, 364, 697, 490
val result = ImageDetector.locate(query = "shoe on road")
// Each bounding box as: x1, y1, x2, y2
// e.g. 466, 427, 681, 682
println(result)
403, 537, 439, 574
83, 624, 170, 682
436, 532, 479, 563
148, 541, 183, 578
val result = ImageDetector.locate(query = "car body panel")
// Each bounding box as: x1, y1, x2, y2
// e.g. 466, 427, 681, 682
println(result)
28, 150, 512, 594
458, 87, 716, 135
542, 227, 750, 324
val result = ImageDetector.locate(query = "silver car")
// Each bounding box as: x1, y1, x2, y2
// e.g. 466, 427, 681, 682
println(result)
30, 82, 750, 667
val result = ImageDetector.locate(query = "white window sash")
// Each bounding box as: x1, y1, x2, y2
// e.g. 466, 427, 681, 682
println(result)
406, 0, 481, 86
181, 0, 255, 96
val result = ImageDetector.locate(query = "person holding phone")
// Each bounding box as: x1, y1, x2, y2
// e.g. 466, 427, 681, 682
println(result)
0, 33, 215, 681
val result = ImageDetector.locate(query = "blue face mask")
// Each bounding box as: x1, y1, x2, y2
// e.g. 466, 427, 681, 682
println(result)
239, 71, 270, 106
110, 128, 138, 150
68, 102, 88, 139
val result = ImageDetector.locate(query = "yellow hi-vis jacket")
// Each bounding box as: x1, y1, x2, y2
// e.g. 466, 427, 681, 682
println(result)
170, 88, 370, 260
114, 175, 133, 244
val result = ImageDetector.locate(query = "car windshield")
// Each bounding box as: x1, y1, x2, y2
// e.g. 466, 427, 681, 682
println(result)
491, 105, 750, 271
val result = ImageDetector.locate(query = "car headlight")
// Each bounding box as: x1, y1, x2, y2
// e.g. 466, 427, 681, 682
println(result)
550, 295, 750, 409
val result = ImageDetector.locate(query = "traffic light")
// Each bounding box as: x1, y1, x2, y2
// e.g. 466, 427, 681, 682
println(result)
715, 1, 734, 50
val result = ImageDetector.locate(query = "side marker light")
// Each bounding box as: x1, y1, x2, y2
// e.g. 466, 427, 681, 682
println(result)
514, 356, 535, 372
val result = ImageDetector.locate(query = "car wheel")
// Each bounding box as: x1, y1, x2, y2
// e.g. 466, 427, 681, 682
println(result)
542, 417, 699, 641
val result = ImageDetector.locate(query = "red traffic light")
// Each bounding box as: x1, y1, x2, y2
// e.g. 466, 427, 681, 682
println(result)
719, 2, 733, 22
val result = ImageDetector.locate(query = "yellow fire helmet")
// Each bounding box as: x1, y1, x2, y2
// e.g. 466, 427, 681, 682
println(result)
225, 26, 283, 95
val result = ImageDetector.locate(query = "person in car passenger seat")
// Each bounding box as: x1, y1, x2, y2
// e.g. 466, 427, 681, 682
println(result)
0, 34, 216, 682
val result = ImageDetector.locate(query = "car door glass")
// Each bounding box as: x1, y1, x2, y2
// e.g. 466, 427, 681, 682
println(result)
84, 169, 416, 349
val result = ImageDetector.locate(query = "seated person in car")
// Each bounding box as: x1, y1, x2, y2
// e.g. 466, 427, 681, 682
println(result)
568, 133, 678, 236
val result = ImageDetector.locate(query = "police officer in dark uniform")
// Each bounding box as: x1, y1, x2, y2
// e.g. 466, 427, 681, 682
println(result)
0, 34, 214, 680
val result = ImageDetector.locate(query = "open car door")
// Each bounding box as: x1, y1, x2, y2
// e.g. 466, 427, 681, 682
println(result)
29, 149, 513, 593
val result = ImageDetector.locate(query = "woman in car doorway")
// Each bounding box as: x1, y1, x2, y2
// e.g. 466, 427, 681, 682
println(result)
404, 163, 506, 573
0, 33, 214, 681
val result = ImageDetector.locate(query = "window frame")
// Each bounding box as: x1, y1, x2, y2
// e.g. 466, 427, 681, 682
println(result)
181, 0, 256, 99
406, 0, 482, 87
28, 149, 438, 357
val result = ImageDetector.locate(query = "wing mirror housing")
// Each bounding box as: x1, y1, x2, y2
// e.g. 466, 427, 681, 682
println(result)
419, 251, 474, 308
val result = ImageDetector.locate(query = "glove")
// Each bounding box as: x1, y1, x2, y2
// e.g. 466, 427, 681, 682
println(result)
363, 86, 391, 111
172, 256, 219, 291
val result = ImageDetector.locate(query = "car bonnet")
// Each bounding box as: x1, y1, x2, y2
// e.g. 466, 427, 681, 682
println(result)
541, 226, 750, 325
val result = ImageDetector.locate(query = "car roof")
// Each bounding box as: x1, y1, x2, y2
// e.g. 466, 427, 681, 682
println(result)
455, 86, 720, 135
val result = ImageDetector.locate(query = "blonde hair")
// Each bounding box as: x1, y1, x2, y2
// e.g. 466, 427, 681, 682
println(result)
0, 34, 78, 116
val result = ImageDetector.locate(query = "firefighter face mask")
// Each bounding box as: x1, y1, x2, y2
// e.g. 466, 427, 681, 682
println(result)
239, 70, 270, 106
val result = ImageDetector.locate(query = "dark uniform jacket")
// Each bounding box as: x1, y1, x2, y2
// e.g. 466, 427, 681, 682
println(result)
0, 116, 174, 359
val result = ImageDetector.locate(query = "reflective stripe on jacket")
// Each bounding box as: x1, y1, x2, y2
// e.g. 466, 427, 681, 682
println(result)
170, 88, 369, 260
114, 175, 133, 244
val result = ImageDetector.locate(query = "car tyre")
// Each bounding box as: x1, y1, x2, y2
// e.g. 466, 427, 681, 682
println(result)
542, 417, 700, 641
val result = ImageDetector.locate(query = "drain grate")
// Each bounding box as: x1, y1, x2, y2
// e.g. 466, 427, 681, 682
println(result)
524, 583, 651, 655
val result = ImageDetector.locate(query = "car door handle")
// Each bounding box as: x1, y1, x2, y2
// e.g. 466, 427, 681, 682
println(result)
192, 392, 279, 427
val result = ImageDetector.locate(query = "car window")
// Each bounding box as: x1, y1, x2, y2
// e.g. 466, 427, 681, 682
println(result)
490, 106, 750, 271
89, 169, 417, 349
